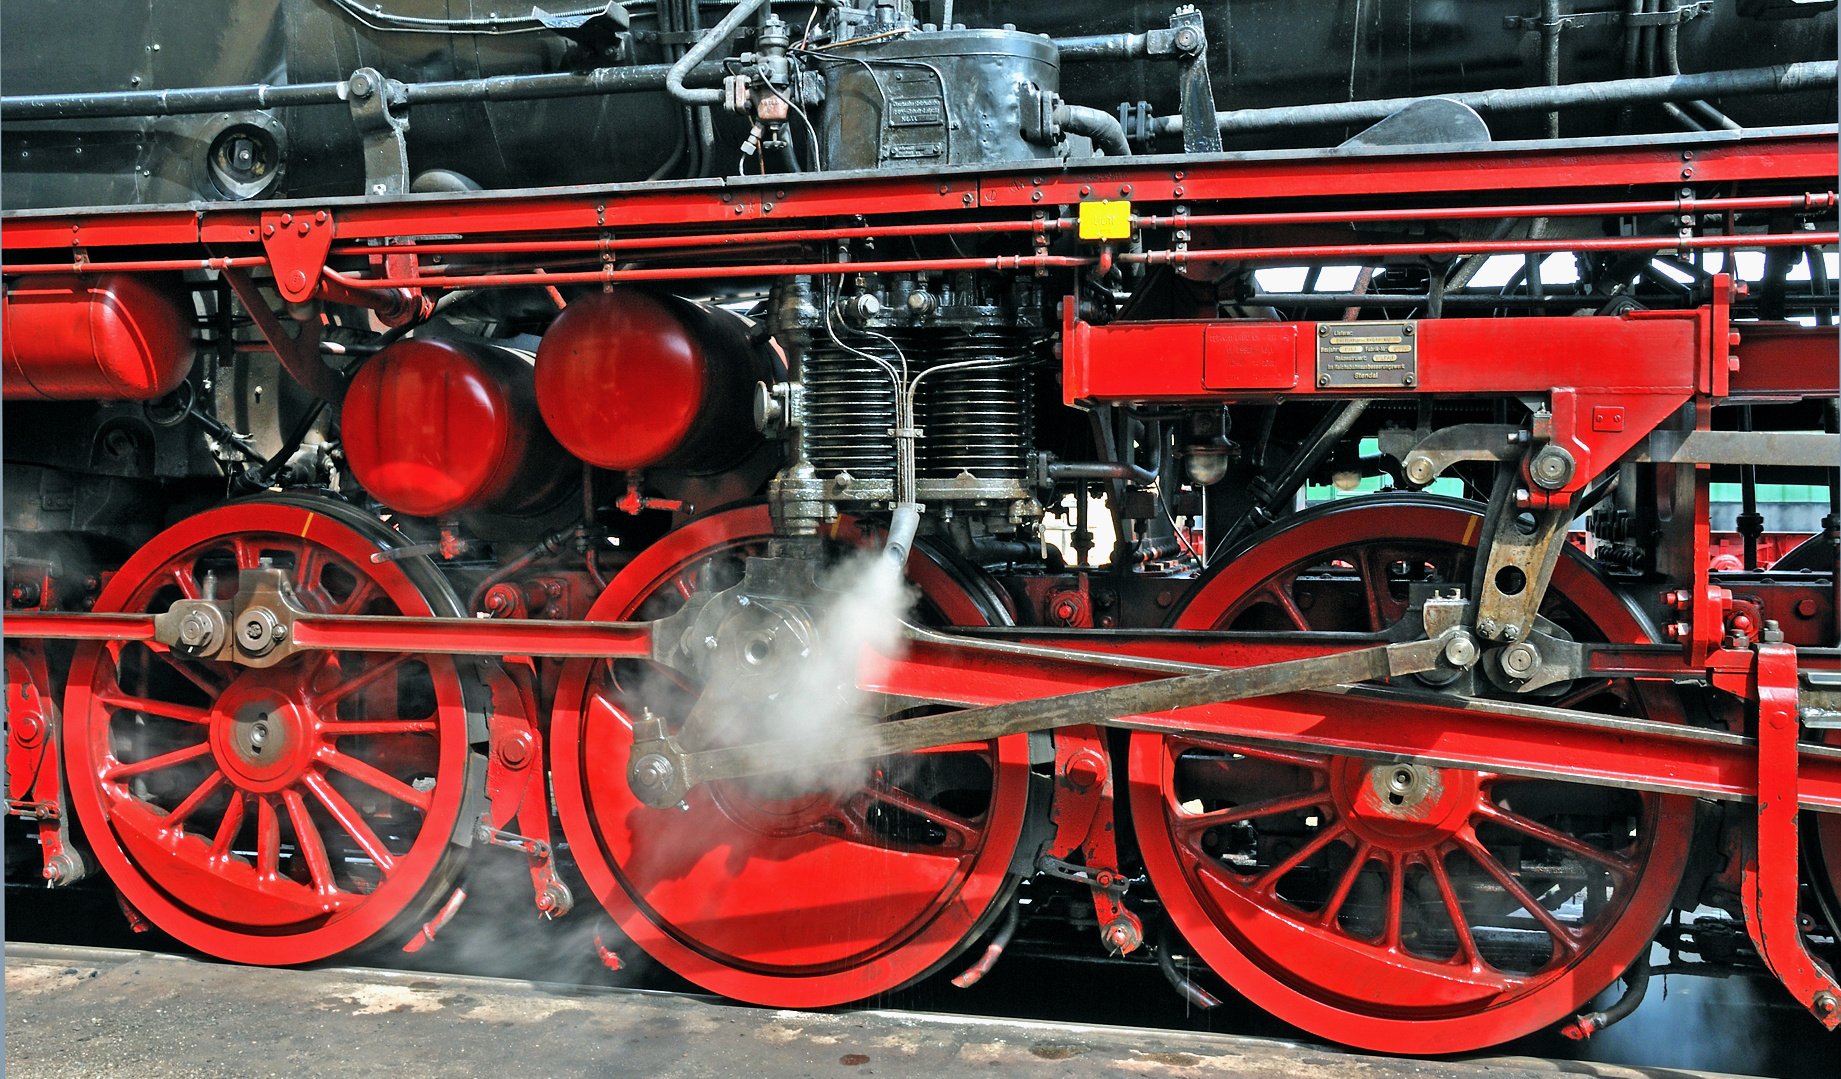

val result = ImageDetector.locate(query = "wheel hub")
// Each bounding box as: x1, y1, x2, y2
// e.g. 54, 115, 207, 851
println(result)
1334, 758, 1476, 848
210, 672, 316, 793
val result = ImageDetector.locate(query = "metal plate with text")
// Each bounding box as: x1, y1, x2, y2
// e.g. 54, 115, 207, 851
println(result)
1315, 321, 1418, 389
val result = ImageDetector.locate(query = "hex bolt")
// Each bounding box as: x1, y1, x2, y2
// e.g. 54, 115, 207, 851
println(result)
632, 753, 675, 792
1816, 991, 1838, 1017
1501, 642, 1540, 677
1475, 618, 1499, 639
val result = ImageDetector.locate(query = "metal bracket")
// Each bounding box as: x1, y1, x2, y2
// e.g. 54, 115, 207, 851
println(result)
1037, 853, 1129, 896
1504, 2, 1712, 32
152, 565, 310, 669
1742, 642, 1841, 1027
1378, 424, 1521, 487
1164, 7, 1220, 154
346, 67, 410, 197
474, 821, 551, 859
1471, 466, 1575, 644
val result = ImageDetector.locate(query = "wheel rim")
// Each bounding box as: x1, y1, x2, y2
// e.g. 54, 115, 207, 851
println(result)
1130, 496, 1694, 1053
551, 505, 1032, 1006
62, 498, 476, 964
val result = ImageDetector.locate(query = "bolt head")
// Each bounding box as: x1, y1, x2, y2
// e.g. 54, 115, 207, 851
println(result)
1443, 634, 1479, 668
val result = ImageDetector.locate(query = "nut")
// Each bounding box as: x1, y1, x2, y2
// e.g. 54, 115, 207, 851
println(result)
1500, 641, 1540, 678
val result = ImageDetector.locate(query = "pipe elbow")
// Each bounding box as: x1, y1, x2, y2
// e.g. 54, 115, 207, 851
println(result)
667, 0, 768, 106
1055, 104, 1132, 157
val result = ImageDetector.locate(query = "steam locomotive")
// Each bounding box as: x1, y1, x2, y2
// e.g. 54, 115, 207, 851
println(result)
4, 0, 1838, 1056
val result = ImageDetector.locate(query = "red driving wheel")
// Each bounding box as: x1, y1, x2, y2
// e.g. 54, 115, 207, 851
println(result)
551, 505, 1032, 1006
63, 497, 477, 964
1129, 496, 1694, 1053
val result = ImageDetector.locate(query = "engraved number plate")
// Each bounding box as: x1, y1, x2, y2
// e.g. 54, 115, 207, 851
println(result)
1315, 321, 1418, 389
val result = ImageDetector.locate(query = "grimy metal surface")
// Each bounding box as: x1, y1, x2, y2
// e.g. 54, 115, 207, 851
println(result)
0, 944, 1764, 1079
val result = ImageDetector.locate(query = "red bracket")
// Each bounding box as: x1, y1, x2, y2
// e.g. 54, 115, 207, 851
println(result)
1045, 725, 1143, 955
260, 210, 336, 304
6, 645, 82, 885
1742, 642, 1841, 1028
483, 661, 572, 918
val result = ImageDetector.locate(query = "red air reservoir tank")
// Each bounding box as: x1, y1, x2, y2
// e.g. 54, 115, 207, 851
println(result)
2, 275, 194, 400
341, 338, 573, 518
534, 289, 766, 472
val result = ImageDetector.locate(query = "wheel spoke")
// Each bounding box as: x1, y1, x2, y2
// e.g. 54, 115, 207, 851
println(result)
1260, 581, 1313, 631
163, 771, 226, 832
863, 778, 981, 849
1426, 846, 1486, 968
282, 789, 339, 896
1459, 832, 1581, 959
1251, 820, 1349, 894
335, 579, 381, 615
150, 649, 229, 698
97, 691, 211, 724
316, 747, 433, 811
210, 792, 246, 860
293, 547, 325, 597
315, 653, 411, 710
1316, 839, 1373, 928
1476, 801, 1634, 877
1355, 547, 1401, 632
170, 567, 202, 601
1174, 789, 1329, 837
1380, 850, 1405, 950
232, 537, 260, 572
323, 719, 438, 737
301, 771, 397, 875
105, 740, 212, 782
255, 795, 281, 877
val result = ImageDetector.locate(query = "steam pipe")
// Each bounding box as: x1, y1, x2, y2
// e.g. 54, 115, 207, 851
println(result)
1149, 61, 1837, 138
951, 903, 1020, 989
884, 502, 922, 569
1562, 951, 1651, 1039
1055, 104, 1132, 157
1052, 33, 1150, 62
1048, 461, 1156, 484
1157, 923, 1222, 1010
667, 0, 770, 107
3, 62, 727, 122
1542, 0, 1562, 138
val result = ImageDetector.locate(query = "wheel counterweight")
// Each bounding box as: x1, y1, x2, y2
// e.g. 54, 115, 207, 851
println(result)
551, 506, 1033, 1006
1130, 496, 1695, 1053
61, 497, 479, 964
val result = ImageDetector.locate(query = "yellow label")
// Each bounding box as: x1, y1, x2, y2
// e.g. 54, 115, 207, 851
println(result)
1078, 199, 1132, 241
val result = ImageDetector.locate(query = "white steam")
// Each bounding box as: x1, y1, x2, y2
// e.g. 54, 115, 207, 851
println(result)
690, 547, 918, 795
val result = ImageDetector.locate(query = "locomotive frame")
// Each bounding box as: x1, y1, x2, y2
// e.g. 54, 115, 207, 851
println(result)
4, 0, 1839, 1059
